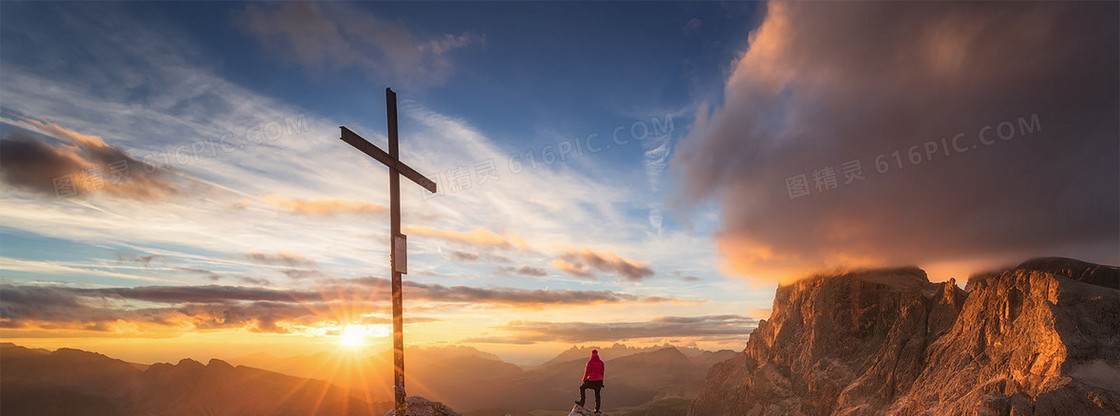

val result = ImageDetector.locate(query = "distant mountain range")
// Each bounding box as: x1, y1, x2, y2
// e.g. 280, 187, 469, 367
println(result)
540, 343, 734, 369
0, 341, 734, 416
231, 343, 735, 415
688, 257, 1120, 416
0, 343, 390, 415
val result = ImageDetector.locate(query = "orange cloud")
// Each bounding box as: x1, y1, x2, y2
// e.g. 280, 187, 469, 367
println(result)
403, 225, 530, 250
23, 117, 109, 149
552, 249, 655, 281
718, 234, 882, 286
0, 279, 687, 336
746, 308, 773, 320
550, 258, 592, 279
0, 118, 181, 200
264, 195, 387, 215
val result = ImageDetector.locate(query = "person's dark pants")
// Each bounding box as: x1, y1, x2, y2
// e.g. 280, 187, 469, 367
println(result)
578, 380, 603, 412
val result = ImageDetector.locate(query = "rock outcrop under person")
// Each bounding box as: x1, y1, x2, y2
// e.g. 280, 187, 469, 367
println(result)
568, 403, 613, 416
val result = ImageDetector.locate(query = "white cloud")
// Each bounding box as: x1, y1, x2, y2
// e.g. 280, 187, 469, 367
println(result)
0, 5, 708, 299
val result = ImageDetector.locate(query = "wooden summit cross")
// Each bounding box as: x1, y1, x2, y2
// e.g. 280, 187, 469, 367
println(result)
339, 88, 437, 415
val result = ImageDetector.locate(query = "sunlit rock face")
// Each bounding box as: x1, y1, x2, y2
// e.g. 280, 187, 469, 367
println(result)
383, 396, 464, 416
897, 259, 1120, 416
688, 259, 1120, 416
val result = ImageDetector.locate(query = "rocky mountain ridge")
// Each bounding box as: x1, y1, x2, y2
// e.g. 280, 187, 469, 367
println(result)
688, 257, 1119, 416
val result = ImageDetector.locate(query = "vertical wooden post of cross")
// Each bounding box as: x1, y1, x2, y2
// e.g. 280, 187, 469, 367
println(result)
339, 88, 437, 415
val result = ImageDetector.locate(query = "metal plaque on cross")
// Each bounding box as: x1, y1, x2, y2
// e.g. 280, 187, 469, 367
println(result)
394, 234, 407, 274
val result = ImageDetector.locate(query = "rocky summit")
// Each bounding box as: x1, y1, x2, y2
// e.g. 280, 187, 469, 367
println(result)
384, 396, 463, 416
688, 258, 1120, 416
568, 403, 612, 416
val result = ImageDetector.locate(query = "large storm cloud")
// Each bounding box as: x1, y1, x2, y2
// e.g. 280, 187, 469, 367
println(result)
672, 2, 1119, 283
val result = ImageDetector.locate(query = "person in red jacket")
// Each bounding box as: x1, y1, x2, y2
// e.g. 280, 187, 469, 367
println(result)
575, 349, 605, 414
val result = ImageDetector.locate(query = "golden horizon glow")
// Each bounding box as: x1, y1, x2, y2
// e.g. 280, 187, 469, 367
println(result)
337, 324, 391, 348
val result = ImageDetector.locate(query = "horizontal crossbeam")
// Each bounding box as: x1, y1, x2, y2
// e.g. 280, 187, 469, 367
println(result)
340, 126, 437, 193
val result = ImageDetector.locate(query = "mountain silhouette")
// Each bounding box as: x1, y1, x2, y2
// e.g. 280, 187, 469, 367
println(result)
0, 343, 390, 416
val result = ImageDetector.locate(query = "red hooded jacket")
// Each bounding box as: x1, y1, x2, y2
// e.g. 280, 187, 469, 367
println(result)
582, 351, 604, 381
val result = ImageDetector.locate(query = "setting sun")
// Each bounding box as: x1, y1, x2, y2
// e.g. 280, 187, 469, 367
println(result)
338, 324, 390, 347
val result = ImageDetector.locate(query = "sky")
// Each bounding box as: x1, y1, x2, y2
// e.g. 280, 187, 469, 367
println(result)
0, 1, 1116, 366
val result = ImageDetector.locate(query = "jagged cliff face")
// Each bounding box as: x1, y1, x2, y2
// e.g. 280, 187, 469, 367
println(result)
893, 260, 1120, 415
688, 267, 966, 416
688, 258, 1120, 416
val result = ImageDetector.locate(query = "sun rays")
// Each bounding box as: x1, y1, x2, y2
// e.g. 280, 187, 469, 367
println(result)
338, 324, 392, 348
